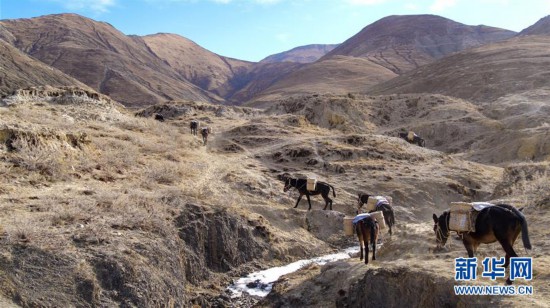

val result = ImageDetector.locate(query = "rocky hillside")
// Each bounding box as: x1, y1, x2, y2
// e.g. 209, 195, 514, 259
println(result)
0, 88, 548, 307
260, 44, 339, 64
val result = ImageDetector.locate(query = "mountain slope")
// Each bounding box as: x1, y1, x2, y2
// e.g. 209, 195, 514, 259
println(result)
141, 33, 252, 98
519, 15, 550, 36
368, 35, 550, 103
260, 44, 339, 63
0, 14, 215, 106
246, 56, 397, 107
0, 39, 92, 96
323, 15, 516, 74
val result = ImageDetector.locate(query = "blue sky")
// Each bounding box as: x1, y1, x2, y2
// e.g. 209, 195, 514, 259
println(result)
1, 0, 549, 62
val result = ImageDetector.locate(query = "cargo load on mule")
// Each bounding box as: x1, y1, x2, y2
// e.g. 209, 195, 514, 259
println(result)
306, 177, 317, 191
357, 193, 395, 235
364, 195, 392, 212
343, 211, 386, 236
449, 202, 494, 232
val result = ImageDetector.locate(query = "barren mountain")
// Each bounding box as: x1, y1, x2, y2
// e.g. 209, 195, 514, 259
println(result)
245, 15, 516, 104
141, 33, 252, 98
0, 14, 215, 107
260, 44, 339, 63
520, 15, 550, 36
323, 14, 516, 74
245, 56, 397, 107
0, 39, 91, 96
228, 61, 304, 104
368, 35, 550, 104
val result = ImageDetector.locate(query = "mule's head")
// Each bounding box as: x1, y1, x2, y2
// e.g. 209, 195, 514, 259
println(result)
283, 178, 292, 192
357, 193, 370, 210
432, 212, 450, 248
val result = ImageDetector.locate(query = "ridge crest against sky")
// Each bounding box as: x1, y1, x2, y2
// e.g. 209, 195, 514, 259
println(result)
2, 0, 549, 62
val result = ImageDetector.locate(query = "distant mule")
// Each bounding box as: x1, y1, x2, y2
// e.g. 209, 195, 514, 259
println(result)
201, 127, 211, 145
190, 120, 199, 136
357, 193, 395, 235
154, 113, 164, 122
283, 177, 336, 210
433, 204, 532, 285
354, 214, 379, 265
398, 132, 425, 147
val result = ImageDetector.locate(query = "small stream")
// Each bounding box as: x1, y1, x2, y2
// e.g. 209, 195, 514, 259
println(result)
227, 246, 360, 297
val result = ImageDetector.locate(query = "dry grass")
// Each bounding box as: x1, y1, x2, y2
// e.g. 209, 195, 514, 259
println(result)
9, 136, 69, 179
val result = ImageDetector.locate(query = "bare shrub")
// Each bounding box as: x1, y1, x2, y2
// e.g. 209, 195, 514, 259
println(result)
93, 138, 139, 173
109, 191, 173, 236
144, 161, 183, 186
10, 136, 69, 180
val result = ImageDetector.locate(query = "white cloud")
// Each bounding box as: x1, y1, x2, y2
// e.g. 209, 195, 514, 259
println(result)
345, 0, 388, 5
253, 0, 282, 3
429, 0, 458, 12
47, 0, 116, 13
404, 3, 419, 11
275, 32, 290, 42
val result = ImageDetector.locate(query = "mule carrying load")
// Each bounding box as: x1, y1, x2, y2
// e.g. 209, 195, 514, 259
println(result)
433, 202, 532, 285
364, 195, 393, 212
349, 213, 380, 265
344, 212, 386, 236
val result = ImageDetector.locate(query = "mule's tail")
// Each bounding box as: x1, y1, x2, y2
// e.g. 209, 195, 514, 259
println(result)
369, 219, 376, 244
389, 207, 396, 227
504, 204, 532, 250
329, 184, 336, 197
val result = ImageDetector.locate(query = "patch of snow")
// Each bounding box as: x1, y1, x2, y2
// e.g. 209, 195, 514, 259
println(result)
227, 246, 360, 298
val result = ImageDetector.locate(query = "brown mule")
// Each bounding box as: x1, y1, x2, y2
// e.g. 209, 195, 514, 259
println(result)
433, 204, 532, 284
355, 215, 379, 265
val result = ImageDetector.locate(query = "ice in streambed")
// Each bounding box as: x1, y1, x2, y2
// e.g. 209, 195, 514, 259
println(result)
227, 246, 360, 298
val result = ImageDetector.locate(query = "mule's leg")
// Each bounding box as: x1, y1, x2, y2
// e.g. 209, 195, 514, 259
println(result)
363, 226, 370, 265
462, 236, 475, 258
357, 226, 364, 261
372, 229, 377, 261
384, 212, 392, 236
293, 195, 303, 208
305, 194, 312, 211
496, 234, 519, 285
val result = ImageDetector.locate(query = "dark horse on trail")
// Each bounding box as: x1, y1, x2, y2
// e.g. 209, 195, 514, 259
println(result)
433, 204, 532, 284
283, 177, 336, 210
354, 214, 379, 265
398, 132, 425, 147
190, 120, 198, 136
357, 193, 396, 235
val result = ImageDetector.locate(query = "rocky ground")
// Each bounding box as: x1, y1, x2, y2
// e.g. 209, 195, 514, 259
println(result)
0, 87, 548, 307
